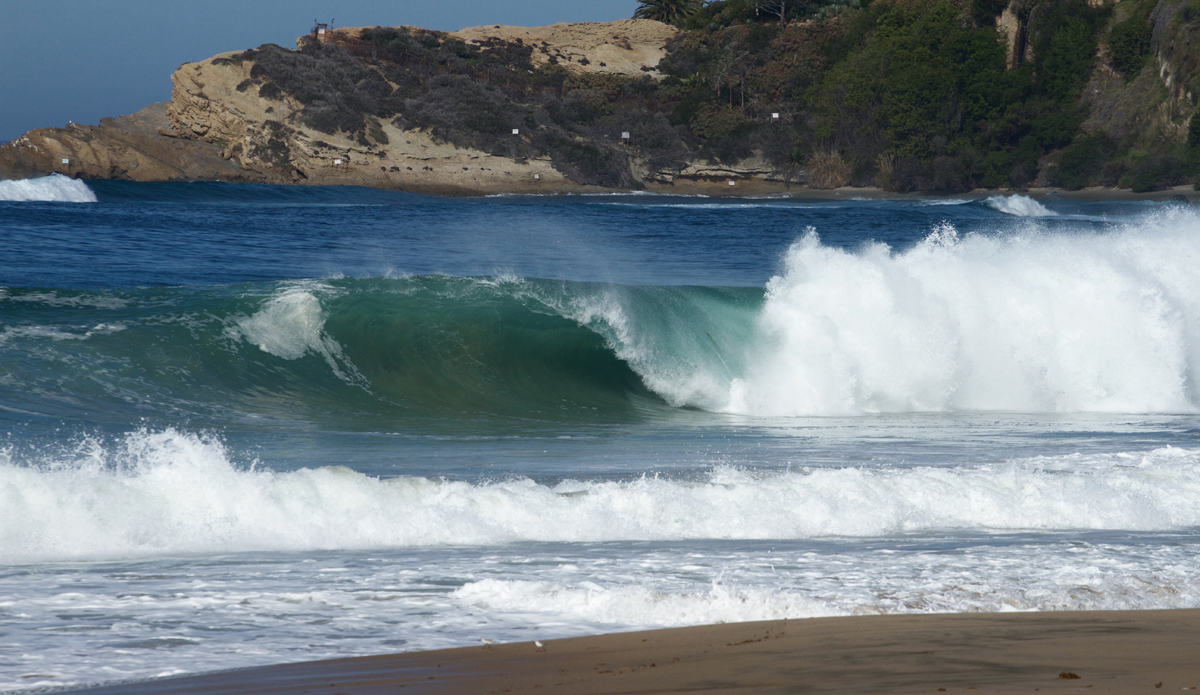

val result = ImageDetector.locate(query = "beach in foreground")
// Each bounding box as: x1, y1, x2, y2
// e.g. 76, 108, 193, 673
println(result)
70, 609, 1200, 694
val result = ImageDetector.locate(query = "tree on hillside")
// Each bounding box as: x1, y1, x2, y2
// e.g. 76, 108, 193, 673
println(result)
633, 0, 705, 25
754, 0, 790, 26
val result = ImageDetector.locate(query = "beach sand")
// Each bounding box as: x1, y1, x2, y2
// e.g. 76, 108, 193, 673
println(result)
68, 608, 1199, 694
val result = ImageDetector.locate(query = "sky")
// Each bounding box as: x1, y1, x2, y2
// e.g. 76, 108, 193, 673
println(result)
1, 1, 640, 143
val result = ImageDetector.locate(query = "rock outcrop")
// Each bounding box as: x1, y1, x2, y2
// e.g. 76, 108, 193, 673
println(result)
448, 20, 679, 79
0, 102, 250, 183
163, 49, 581, 195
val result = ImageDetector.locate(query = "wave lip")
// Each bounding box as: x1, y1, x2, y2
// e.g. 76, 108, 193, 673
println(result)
0, 174, 97, 202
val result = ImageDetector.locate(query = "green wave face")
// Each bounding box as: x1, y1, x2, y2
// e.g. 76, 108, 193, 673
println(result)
0, 277, 764, 427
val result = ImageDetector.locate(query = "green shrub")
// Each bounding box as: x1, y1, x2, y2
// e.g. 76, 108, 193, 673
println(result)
1127, 154, 1185, 192
689, 103, 749, 139
1108, 13, 1152, 76
1048, 131, 1116, 189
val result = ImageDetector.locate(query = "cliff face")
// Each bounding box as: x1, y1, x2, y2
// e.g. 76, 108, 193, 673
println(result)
162, 49, 577, 195
0, 103, 249, 183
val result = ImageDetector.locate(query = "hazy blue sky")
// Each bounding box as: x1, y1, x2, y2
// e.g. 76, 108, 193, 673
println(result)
2, 1, 640, 143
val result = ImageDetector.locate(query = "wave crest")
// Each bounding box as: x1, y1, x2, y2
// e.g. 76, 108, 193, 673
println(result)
0, 174, 97, 202
4, 429, 1200, 563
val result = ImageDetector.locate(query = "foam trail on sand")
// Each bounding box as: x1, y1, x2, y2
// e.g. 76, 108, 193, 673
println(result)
4, 429, 1200, 563
454, 579, 839, 626
0, 174, 97, 202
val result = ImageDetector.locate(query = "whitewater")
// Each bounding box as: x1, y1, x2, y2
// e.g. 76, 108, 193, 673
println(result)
2, 177, 1199, 691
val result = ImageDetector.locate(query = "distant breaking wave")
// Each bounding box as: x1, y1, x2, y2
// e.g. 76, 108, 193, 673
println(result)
984, 194, 1055, 216
0, 174, 97, 202
3, 428, 1200, 563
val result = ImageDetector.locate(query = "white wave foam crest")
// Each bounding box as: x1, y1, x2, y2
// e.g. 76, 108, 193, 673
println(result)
985, 194, 1055, 216
4, 430, 1200, 563
725, 218, 1200, 415
0, 174, 97, 202
233, 282, 368, 387
454, 579, 838, 626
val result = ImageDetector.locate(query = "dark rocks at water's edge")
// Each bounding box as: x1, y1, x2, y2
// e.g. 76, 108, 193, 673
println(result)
6, 0, 1200, 197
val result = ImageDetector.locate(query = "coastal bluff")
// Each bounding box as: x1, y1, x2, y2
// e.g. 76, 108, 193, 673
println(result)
0, 20, 768, 196
8, 0, 1200, 197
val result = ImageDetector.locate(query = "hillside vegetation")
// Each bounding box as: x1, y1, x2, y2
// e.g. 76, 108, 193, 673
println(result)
224, 0, 1200, 192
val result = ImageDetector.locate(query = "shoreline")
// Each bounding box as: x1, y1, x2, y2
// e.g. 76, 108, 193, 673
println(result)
64, 608, 1200, 694
16, 170, 1200, 203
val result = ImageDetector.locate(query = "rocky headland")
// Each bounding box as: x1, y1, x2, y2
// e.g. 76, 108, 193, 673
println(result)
1, 20, 751, 196
5, 0, 1200, 197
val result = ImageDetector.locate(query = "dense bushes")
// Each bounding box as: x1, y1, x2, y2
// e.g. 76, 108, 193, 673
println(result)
233, 43, 395, 143
1048, 132, 1116, 189
1108, 12, 1152, 76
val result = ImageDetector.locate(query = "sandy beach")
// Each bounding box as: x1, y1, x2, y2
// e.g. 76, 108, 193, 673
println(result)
65, 608, 1200, 694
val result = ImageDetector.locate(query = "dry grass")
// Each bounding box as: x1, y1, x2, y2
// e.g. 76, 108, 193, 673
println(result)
873, 152, 895, 189
807, 149, 851, 189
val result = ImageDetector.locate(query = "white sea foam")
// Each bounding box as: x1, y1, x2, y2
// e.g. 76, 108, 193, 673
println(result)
4, 429, 1200, 564
0, 174, 97, 202
0, 322, 124, 346
705, 215, 1200, 415
985, 194, 1055, 216
454, 579, 838, 626
233, 282, 368, 387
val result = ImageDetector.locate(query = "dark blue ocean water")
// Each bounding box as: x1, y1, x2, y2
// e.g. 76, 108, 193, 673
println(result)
2, 176, 1199, 691
1, 180, 1144, 289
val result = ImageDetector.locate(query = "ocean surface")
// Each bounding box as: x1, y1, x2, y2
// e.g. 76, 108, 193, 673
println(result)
2, 174, 1199, 691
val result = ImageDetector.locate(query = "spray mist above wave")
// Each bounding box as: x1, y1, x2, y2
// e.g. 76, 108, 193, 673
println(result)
718, 214, 1200, 416
4, 428, 1200, 563
0, 174, 97, 202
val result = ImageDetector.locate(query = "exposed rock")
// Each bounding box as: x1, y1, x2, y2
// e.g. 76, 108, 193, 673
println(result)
448, 20, 679, 79
163, 49, 583, 195
0, 102, 251, 183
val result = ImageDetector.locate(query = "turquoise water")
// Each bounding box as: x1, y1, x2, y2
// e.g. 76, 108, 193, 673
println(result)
2, 176, 1199, 691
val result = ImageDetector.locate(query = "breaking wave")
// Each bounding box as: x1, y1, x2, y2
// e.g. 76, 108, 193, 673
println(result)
3, 428, 1200, 563
0, 174, 97, 202
5, 208, 1200, 421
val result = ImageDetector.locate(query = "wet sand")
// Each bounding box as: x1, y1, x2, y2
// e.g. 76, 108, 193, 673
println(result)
67, 608, 1200, 694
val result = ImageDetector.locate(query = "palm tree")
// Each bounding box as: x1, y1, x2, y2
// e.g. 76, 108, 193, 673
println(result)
633, 0, 704, 25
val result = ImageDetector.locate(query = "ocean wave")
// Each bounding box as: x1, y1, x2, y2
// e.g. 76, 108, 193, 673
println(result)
5, 209, 1200, 419
0, 174, 97, 203
984, 194, 1055, 216
724, 215, 1200, 415
4, 429, 1200, 563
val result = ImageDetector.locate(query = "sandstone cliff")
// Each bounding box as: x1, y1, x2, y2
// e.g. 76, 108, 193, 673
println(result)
0, 103, 248, 183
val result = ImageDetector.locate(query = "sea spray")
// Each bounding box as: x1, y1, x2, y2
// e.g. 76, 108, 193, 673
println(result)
724, 218, 1200, 415
0, 174, 97, 202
